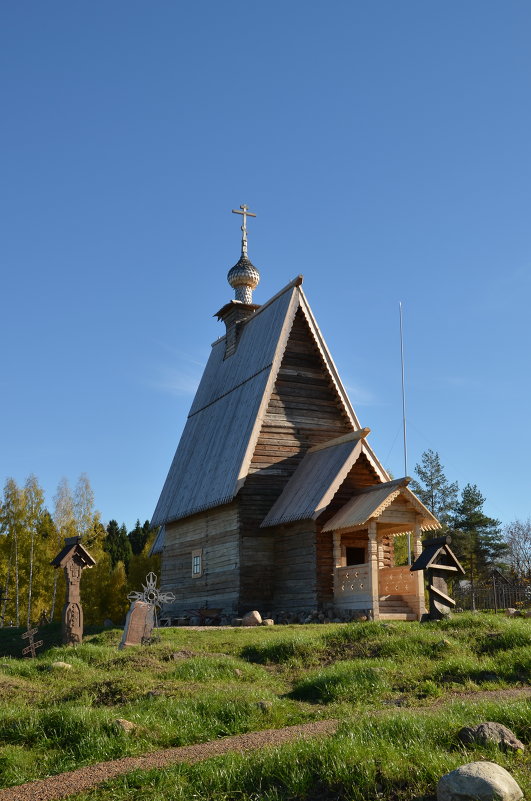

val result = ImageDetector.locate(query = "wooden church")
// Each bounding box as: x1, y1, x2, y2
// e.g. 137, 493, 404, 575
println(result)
151, 207, 440, 621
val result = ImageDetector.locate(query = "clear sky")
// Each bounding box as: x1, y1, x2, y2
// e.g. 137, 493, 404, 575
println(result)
1, 2, 530, 530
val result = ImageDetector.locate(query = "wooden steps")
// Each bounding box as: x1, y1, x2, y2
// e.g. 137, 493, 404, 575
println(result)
378, 594, 417, 621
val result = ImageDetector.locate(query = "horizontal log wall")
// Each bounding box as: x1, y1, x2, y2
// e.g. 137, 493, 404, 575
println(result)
161, 503, 240, 615
273, 521, 318, 610
239, 308, 353, 533
239, 533, 275, 612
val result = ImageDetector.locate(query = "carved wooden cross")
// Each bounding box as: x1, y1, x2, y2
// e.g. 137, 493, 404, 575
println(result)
21, 627, 43, 658
232, 204, 256, 255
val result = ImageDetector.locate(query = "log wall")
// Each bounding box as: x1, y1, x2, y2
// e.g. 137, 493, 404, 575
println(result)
273, 521, 318, 610
238, 308, 352, 609
160, 502, 240, 615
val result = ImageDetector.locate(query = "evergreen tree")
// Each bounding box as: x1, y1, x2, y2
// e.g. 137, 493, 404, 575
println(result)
451, 484, 507, 589
410, 449, 458, 528
105, 520, 132, 572
128, 519, 154, 556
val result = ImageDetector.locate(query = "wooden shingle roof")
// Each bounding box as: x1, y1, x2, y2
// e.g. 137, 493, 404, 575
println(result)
151, 276, 391, 544
321, 478, 440, 532
261, 430, 371, 527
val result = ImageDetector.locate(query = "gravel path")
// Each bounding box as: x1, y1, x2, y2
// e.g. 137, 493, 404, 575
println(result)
1, 686, 529, 801
0, 720, 338, 801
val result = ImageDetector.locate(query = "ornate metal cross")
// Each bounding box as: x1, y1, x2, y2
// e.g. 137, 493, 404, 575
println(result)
127, 572, 175, 609
232, 204, 256, 256
21, 627, 43, 658
127, 572, 175, 630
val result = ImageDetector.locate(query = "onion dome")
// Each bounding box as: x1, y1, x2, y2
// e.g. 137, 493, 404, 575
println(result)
227, 254, 260, 304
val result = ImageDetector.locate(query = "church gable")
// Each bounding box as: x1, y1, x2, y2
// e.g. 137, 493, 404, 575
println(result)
239, 306, 357, 528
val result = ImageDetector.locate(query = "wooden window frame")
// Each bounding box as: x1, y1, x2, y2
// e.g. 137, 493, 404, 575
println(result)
192, 549, 203, 578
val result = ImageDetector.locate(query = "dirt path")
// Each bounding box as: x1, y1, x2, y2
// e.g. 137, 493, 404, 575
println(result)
1, 687, 529, 801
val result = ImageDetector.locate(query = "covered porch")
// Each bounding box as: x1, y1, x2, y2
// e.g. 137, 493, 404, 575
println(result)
322, 478, 440, 620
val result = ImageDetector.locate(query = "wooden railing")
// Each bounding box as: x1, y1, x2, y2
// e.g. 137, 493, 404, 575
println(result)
378, 565, 416, 596
335, 563, 370, 596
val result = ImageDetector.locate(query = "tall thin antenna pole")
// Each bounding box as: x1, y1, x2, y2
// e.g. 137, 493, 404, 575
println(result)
399, 301, 411, 565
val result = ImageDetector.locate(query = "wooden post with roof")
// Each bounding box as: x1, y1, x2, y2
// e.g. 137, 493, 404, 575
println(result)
150, 206, 440, 622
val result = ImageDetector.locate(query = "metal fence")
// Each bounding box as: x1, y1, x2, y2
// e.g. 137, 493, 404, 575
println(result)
453, 581, 530, 612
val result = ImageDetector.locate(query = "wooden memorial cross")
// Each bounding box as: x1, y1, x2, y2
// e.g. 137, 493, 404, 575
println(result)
411, 534, 465, 620
21, 627, 43, 658
51, 536, 96, 646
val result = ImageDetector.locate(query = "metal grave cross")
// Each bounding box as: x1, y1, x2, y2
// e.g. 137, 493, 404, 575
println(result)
21, 627, 44, 658
232, 204, 256, 256
127, 572, 175, 631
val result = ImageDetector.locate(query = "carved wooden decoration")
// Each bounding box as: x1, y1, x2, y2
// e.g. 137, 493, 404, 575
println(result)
410, 534, 465, 620
51, 536, 96, 645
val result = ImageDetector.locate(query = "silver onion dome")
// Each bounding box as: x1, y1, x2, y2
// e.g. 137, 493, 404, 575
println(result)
227, 254, 260, 304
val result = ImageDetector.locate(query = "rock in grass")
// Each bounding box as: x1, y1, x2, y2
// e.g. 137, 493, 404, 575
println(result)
50, 661, 72, 670
437, 761, 523, 801
458, 722, 525, 752
113, 718, 137, 734
261, 618, 274, 626
241, 610, 262, 627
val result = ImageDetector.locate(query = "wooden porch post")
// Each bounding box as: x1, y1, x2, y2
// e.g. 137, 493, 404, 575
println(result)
368, 520, 380, 620
413, 515, 426, 619
332, 531, 342, 598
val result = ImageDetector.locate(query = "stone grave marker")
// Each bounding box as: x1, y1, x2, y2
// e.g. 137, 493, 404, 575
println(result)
119, 572, 175, 649
119, 601, 155, 649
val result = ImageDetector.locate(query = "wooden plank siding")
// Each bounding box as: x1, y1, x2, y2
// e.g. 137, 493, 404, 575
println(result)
160, 503, 240, 615
238, 308, 355, 610
273, 522, 318, 610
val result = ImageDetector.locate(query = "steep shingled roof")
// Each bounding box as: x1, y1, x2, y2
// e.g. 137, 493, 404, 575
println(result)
151, 276, 391, 549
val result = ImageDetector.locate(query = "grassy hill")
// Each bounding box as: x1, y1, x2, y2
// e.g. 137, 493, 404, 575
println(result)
0, 613, 529, 800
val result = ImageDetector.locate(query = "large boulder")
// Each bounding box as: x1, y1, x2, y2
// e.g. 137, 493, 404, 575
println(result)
458, 722, 525, 752
437, 761, 523, 801
241, 610, 262, 627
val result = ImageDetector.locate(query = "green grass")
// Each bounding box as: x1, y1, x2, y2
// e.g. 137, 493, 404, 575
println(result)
0, 613, 529, 799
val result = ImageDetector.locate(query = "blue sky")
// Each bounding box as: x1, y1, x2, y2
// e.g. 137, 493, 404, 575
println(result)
1, 2, 530, 529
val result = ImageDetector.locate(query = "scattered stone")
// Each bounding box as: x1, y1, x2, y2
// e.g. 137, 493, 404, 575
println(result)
241, 610, 262, 627
50, 661, 72, 670
234, 668, 243, 677
231, 618, 243, 627
113, 718, 137, 734
458, 722, 525, 752
103, 618, 114, 628
437, 761, 523, 801
261, 618, 274, 626
256, 700, 273, 711
505, 608, 517, 617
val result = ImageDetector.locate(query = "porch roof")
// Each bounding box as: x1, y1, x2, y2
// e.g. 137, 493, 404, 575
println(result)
260, 430, 371, 527
321, 478, 440, 533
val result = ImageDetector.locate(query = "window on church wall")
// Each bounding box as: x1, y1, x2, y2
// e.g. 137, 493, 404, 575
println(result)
192, 549, 203, 578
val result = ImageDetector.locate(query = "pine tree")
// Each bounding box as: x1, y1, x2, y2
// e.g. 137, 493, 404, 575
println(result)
105, 520, 132, 572
128, 519, 155, 556
451, 484, 507, 596
410, 449, 458, 528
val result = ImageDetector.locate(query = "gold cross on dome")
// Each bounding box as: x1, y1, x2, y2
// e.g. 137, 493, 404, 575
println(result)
232, 204, 256, 255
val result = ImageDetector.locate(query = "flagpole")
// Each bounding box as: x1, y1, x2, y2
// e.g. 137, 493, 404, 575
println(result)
399, 302, 411, 565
